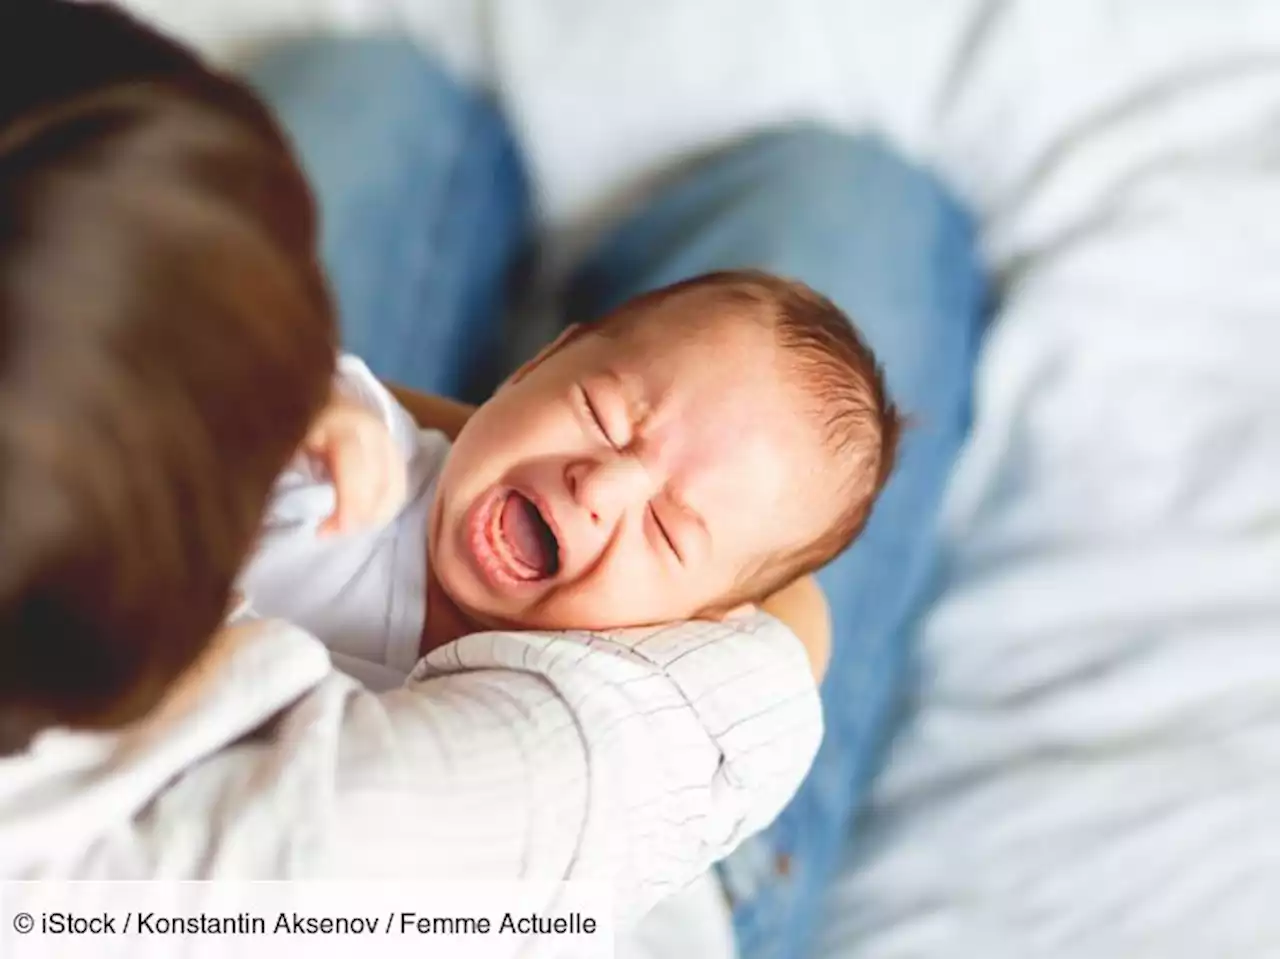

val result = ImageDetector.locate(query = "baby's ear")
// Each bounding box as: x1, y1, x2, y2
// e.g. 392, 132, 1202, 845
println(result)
504, 324, 587, 388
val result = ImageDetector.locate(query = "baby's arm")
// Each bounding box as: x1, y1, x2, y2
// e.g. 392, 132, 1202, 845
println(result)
302, 393, 407, 535
257, 357, 415, 540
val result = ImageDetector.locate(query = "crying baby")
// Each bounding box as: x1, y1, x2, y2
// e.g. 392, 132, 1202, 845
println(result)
239, 270, 899, 687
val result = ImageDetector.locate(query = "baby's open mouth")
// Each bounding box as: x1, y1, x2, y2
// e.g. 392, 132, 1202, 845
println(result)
491, 491, 560, 580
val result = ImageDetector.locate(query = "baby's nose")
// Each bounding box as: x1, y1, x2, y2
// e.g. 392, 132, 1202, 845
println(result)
566, 457, 652, 523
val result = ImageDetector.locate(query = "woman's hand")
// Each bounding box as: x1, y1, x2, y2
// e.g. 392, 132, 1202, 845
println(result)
758, 575, 832, 683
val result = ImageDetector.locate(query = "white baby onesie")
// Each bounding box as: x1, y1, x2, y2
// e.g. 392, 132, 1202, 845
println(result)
238, 354, 449, 690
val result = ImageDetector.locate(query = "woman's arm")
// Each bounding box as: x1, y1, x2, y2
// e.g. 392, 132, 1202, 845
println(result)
385, 383, 473, 440
85, 616, 821, 924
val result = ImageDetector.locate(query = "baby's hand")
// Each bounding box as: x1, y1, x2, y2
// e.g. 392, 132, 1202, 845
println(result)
303, 397, 408, 536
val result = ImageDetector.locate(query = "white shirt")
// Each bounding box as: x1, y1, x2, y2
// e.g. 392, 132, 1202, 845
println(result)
0, 610, 820, 933
239, 355, 446, 690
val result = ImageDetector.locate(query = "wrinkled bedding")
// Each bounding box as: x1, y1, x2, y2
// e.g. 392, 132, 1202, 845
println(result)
120, 1, 1280, 954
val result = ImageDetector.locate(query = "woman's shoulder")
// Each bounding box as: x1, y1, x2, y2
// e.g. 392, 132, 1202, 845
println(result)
0, 617, 342, 878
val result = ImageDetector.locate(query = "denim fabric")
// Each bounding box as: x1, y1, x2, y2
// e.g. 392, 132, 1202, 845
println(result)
249, 37, 531, 404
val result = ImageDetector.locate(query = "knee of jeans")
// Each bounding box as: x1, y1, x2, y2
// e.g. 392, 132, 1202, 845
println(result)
253, 36, 444, 99
251, 34, 523, 222
720, 126, 983, 384
250, 36, 505, 158
735, 123, 968, 225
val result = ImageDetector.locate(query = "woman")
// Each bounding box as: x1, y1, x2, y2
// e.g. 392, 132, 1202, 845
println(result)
0, 0, 828, 934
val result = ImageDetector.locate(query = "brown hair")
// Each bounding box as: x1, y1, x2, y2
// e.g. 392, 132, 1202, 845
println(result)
594, 270, 902, 602
0, 1, 336, 744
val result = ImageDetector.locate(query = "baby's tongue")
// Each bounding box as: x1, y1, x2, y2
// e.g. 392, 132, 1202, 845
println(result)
500, 493, 552, 578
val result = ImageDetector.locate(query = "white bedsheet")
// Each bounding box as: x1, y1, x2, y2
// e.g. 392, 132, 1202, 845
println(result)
118, 1, 1280, 954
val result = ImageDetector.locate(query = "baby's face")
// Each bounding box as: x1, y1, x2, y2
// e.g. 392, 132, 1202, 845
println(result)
429, 304, 833, 632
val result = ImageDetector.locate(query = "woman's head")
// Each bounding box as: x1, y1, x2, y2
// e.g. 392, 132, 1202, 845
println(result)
0, 1, 337, 742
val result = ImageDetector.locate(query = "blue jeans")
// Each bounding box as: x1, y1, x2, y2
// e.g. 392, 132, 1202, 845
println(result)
251, 39, 985, 959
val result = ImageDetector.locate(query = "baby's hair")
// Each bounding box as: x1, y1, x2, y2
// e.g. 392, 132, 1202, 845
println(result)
0, 0, 336, 745
594, 269, 901, 602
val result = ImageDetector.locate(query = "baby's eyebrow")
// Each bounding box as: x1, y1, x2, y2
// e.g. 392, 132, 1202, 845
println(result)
603, 367, 653, 425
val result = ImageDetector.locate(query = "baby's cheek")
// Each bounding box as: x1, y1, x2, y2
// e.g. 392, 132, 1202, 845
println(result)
530, 574, 644, 631
578, 568, 702, 630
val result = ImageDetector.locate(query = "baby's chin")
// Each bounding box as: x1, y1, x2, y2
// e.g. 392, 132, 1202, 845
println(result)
444, 580, 608, 634
431, 546, 539, 632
